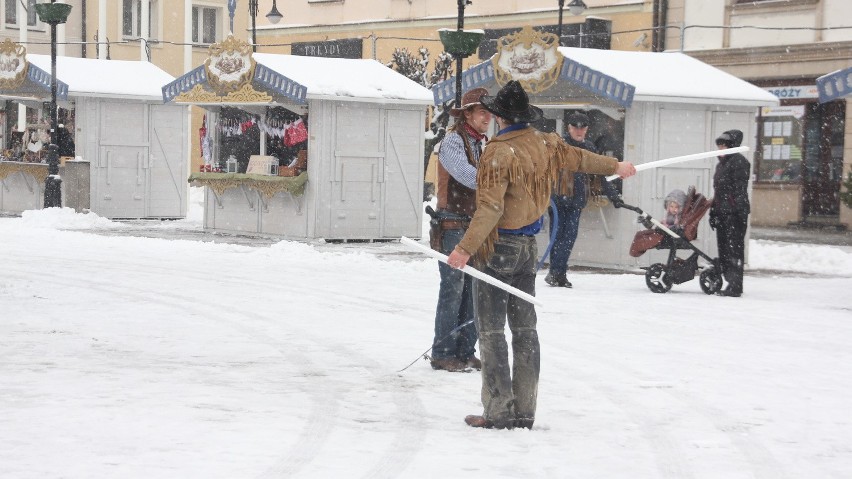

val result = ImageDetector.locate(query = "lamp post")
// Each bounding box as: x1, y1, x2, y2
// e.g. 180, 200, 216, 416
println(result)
558, 0, 587, 48
248, 0, 284, 52
35, 1, 72, 209
557, 0, 565, 46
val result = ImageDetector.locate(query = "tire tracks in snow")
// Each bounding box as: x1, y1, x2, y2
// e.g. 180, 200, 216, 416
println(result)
5, 255, 428, 478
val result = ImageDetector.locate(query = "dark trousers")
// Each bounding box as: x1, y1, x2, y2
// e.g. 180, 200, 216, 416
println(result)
715, 213, 748, 294
549, 196, 583, 276
432, 228, 477, 360
473, 234, 540, 427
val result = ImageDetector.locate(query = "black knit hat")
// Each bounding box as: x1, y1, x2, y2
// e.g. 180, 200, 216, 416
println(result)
716, 129, 743, 148
480, 80, 543, 123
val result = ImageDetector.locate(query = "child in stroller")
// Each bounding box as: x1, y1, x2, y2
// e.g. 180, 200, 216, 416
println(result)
620, 187, 723, 294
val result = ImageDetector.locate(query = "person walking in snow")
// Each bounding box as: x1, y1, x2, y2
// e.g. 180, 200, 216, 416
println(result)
446, 81, 636, 430
709, 129, 750, 298
429, 87, 491, 372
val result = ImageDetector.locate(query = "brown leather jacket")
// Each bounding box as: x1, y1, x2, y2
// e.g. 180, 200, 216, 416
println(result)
457, 126, 619, 261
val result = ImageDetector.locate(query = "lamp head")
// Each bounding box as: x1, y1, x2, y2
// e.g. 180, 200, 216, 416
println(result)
266, 0, 283, 24
568, 0, 587, 16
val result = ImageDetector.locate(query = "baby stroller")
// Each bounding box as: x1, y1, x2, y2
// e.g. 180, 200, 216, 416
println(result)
619, 187, 722, 294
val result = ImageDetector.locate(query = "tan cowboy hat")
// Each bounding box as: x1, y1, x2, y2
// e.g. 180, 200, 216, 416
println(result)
449, 87, 489, 117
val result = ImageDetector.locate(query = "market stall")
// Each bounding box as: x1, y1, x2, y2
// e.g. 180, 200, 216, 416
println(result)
0, 39, 188, 218
162, 36, 433, 240
433, 26, 779, 269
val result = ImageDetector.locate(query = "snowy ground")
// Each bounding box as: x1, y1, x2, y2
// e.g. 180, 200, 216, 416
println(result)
1, 190, 851, 478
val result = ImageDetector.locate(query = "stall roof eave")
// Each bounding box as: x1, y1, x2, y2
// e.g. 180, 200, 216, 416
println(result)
27, 55, 176, 100
164, 53, 434, 106
634, 94, 779, 108
433, 47, 778, 109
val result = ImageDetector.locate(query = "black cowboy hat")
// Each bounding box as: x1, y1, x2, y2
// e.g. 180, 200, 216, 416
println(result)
480, 80, 543, 123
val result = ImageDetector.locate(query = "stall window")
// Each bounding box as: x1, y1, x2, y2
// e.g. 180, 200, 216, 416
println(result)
4, 0, 39, 28
122, 0, 158, 39
192, 5, 219, 45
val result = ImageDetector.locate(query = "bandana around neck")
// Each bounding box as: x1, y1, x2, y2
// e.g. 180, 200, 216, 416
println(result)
463, 122, 487, 142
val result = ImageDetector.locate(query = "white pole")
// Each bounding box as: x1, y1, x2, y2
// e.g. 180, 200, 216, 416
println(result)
17, 0, 27, 133
400, 237, 544, 308
605, 146, 751, 181
98, 0, 107, 59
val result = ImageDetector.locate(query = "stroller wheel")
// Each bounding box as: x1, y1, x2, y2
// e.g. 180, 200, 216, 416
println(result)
645, 263, 672, 293
699, 267, 723, 295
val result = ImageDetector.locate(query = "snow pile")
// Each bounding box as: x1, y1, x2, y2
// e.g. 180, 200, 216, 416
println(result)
19, 207, 130, 230
749, 240, 852, 276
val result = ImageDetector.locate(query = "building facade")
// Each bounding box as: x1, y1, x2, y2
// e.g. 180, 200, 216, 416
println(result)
665, 0, 851, 228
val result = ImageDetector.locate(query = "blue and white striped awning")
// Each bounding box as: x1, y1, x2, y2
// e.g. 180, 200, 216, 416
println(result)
162, 62, 307, 104
816, 67, 852, 104
0, 62, 69, 101
432, 55, 635, 108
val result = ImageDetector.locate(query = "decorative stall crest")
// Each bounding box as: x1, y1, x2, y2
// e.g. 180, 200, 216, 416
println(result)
492, 26, 563, 94
205, 36, 257, 94
0, 39, 29, 89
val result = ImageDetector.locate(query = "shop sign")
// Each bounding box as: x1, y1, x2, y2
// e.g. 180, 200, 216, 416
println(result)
493, 25, 563, 94
763, 85, 819, 100
206, 35, 256, 93
0, 39, 28, 89
760, 105, 805, 119
292, 39, 363, 59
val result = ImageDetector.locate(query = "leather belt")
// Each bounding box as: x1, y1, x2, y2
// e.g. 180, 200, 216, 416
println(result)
440, 219, 470, 230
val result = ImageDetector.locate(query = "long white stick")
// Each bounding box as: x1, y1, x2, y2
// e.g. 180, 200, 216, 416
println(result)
605, 146, 750, 181
400, 236, 544, 308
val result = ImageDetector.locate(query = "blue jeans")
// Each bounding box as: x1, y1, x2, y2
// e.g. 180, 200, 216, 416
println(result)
473, 234, 540, 427
549, 196, 583, 276
432, 228, 477, 360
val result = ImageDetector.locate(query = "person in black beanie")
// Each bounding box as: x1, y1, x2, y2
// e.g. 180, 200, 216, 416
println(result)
709, 129, 750, 297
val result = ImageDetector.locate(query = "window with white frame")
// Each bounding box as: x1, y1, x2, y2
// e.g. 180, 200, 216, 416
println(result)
192, 5, 219, 45
123, 0, 159, 38
5, 0, 39, 28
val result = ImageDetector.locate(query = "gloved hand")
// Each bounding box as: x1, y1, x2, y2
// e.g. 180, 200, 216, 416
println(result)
611, 196, 624, 208
708, 213, 718, 230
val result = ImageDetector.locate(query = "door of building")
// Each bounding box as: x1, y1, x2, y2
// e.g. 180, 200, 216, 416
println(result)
802, 101, 845, 218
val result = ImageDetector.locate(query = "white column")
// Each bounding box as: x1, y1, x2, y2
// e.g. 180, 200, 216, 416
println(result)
17, 0, 27, 132
99, 0, 107, 59
140, 0, 150, 61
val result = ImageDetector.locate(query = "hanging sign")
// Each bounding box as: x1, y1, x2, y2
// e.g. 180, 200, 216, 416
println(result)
492, 26, 563, 94
0, 39, 28, 89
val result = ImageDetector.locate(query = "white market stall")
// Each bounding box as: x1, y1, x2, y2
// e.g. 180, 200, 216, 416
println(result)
432, 26, 779, 270
0, 40, 188, 218
162, 36, 433, 240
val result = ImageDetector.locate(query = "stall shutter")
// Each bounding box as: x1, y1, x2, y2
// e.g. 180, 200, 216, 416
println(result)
95, 101, 148, 218
329, 105, 384, 239
383, 109, 422, 238
148, 105, 187, 218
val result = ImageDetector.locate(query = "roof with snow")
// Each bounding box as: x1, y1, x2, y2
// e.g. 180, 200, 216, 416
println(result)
816, 66, 852, 104
4, 55, 175, 101
433, 48, 779, 109
162, 53, 434, 105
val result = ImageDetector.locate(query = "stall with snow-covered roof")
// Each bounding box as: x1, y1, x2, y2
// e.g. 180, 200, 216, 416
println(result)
0, 39, 188, 218
162, 36, 433, 240
432, 26, 779, 271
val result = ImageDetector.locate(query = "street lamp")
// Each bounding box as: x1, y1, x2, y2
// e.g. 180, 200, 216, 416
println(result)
567, 0, 587, 16
34, 0, 72, 209
249, 0, 284, 52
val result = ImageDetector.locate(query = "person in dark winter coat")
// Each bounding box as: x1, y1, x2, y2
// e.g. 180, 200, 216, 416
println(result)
545, 112, 623, 288
709, 129, 750, 297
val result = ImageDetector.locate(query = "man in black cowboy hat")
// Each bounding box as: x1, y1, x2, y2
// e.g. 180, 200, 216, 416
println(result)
429, 87, 491, 372
447, 80, 635, 429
